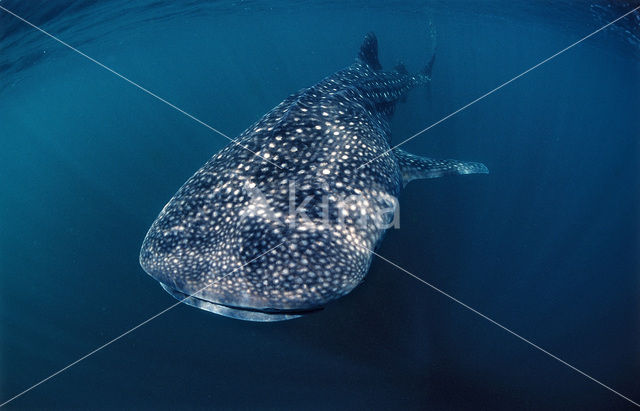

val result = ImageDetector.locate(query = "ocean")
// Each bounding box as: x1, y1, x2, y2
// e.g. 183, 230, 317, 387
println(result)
1, 0, 639, 409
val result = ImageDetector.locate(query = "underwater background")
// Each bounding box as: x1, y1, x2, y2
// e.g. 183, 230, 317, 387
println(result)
1, 0, 639, 409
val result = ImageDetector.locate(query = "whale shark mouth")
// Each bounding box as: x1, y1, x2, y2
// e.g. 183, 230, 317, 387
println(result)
158, 283, 322, 322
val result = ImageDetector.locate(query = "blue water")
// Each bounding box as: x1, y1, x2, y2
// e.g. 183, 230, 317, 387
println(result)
1, 0, 639, 409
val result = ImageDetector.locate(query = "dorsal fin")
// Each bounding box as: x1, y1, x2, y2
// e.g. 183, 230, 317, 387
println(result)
393, 62, 409, 74
358, 32, 382, 71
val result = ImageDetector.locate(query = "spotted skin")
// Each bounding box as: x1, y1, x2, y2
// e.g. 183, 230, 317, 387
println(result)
139, 33, 488, 321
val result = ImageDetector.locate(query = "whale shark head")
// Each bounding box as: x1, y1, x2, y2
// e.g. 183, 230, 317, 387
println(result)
139, 169, 387, 321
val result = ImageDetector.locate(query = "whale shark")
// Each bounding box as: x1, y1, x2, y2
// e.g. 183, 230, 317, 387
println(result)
139, 33, 488, 321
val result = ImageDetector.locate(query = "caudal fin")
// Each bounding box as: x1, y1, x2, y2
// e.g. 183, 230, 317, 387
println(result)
412, 53, 436, 87
422, 53, 436, 98
424, 53, 436, 79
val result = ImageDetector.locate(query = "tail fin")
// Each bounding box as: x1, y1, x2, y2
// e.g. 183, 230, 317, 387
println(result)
413, 53, 435, 88
423, 54, 436, 81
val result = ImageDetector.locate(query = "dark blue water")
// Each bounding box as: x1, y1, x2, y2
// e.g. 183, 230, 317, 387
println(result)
1, 0, 639, 409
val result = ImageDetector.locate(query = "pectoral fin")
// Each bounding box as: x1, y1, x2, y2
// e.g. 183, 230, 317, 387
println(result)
394, 148, 488, 186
